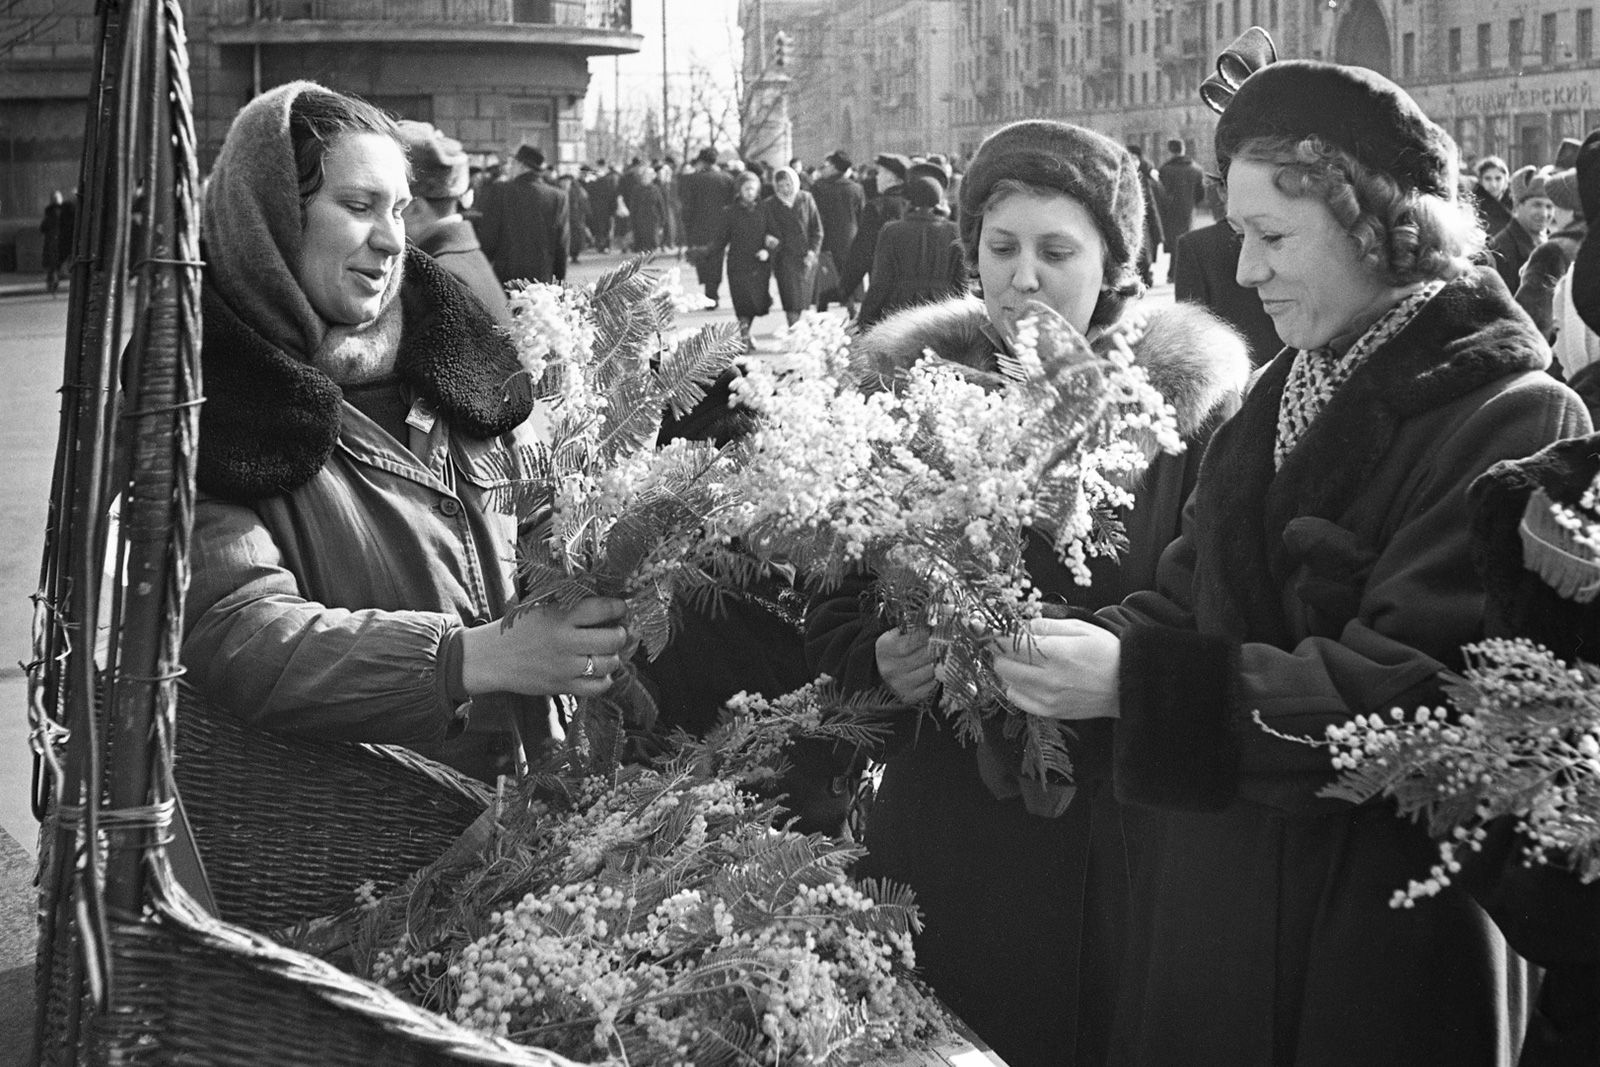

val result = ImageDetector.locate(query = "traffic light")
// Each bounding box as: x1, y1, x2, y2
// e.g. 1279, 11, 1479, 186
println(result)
773, 30, 792, 68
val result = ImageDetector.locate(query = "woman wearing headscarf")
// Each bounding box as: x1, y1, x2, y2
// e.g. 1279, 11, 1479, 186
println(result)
997, 44, 1592, 1063
762, 166, 823, 326
182, 83, 630, 783
805, 121, 1251, 1067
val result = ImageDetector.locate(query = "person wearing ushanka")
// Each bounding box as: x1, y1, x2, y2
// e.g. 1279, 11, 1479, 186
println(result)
182, 83, 631, 783
995, 40, 1593, 1063
394, 119, 510, 326
806, 120, 1251, 1067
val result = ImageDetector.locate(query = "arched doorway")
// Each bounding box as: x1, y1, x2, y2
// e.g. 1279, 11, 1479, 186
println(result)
1334, 0, 1392, 76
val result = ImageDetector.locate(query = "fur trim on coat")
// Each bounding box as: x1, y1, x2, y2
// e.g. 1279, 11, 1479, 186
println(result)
198, 245, 529, 501
851, 294, 1251, 437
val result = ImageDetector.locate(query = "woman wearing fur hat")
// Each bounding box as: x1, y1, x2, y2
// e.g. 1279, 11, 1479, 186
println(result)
182, 83, 631, 784
1008, 45, 1592, 1063
806, 120, 1251, 1067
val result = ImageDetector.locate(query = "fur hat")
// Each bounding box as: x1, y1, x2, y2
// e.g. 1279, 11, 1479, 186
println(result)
514, 143, 546, 170
1571, 131, 1600, 335
906, 174, 944, 210
1511, 164, 1556, 204
874, 153, 910, 182
1214, 60, 1454, 197
1546, 168, 1582, 213
396, 120, 468, 201
1556, 136, 1584, 169
825, 149, 852, 172
695, 146, 719, 166
909, 160, 950, 189
958, 119, 1145, 291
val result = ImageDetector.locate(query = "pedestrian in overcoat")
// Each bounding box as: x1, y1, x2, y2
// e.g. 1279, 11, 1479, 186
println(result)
1001, 48, 1591, 1065
706, 169, 773, 350
678, 147, 738, 305
474, 143, 568, 284
810, 150, 865, 310
853, 175, 964, 329
808, 120, 1251, 1067
762, 166, 823, 325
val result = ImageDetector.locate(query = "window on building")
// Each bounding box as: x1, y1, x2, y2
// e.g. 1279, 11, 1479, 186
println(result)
1448, 27, 1461, 72
1128, 73, 1135, 101
1402, 32, 1414, 77
1142, 19, 1148, 52
1269, 0, 1278, 26
1129, 23, 1135, 53
1478, 22, 1491, 69
1142, 71, 1149, 101
1581, 9, 1594, 59
1216, 2, 1224, 38
1510, 18, 1523, 68
1250, 0, 1259, 24
1542, 12, 1558, 65
1232, 0, 1240, 35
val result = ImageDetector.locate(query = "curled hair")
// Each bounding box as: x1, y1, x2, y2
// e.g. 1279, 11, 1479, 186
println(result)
1229, 135, 1483, 285
963, 178, 1138, 330
288, 87, 404, 215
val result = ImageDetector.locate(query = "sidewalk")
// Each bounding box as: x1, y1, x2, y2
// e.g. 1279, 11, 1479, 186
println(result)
0, 272, 57, 299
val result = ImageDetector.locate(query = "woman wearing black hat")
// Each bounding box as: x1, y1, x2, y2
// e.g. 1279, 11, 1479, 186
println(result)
806, 120, 1250, 1067
999, 38, 1593, 1064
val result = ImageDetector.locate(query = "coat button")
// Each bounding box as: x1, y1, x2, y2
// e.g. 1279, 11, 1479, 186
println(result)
438, 498, 461, 517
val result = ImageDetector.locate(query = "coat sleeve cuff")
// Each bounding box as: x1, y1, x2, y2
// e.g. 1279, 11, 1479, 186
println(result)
1114, 624, 1243, 811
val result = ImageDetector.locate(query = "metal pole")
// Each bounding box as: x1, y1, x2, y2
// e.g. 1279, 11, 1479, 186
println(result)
660, 0, 669, 158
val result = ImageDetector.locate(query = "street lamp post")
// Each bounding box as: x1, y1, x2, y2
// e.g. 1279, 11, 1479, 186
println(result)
661, 0, 669, 159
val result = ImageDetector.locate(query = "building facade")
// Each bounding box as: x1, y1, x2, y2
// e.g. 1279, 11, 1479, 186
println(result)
0, 0, 640, 265
754, 0, 1600, 174
746, 0, 957, 168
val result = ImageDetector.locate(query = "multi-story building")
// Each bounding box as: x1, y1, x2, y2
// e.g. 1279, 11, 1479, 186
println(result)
744, 0, 957, 168
0, 0, 640, 265
759, 0, 1600, 175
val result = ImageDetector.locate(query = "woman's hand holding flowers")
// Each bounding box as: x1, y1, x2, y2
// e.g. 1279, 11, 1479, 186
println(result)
875, 626, 939, 704
460, 595, 631, 698
991, 616, 1121, 720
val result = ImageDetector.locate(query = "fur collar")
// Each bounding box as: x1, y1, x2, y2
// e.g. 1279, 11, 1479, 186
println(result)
198, 245, 529, 501
851, 294, 1252, 437
1192, 266, 1552, 645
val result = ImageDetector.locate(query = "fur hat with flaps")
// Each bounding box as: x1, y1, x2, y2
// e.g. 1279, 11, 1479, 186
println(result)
958, 120, 1146, 294
1214, 59, 1455, 198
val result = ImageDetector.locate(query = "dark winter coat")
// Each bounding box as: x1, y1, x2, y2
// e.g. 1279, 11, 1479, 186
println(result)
1472, 182, 1516, 237
708, 198, 773, 319
412, 217, 510, 325
185, 247, 548, 783
563, 179, 590, 256
1173, 218, 1284, 366
811, 172, 866, 265
1466, 434, 1600, 1067
41, 198, 74, 271
764, 191, 824, 311
625, 182, 667, 253
854, 210, 965, 329
1096, 267, 1591, 1066
807, 295, 1251, 1067
1488, 217, 1541, 295
1156, 152, 1205, 243
475, 171, 569, 284
677, 166, 738, 246
838, 187, 910, 300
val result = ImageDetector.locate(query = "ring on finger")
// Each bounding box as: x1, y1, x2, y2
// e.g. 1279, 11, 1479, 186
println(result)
582, 654, 597, 678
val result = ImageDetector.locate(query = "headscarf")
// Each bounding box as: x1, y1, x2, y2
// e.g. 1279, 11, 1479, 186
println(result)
202, 80, 404, 362
773, 166, 800, 207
